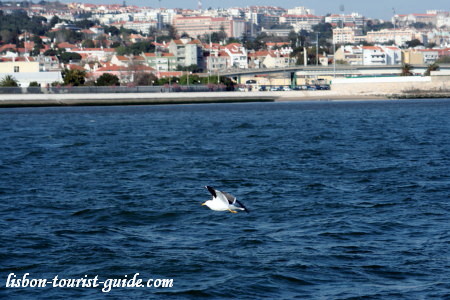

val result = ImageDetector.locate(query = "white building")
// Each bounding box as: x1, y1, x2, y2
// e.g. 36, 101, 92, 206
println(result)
286, 7, 314, 16
223, 43, 248, 69
336, 45, 401, 65
280, 14, 321, 32
362, 46, 401, 65
325, 13, 365, 27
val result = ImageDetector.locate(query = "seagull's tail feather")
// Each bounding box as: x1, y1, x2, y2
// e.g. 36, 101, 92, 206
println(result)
236, 200, 250, 213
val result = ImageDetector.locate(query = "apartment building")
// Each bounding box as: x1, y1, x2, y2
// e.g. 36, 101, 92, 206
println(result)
366, 29, 427, 46
206, 52, 230, 71
335, 45, 401, 65
393, 13, 437, 27
168, 39, 203, 68
142, 52, 177, 72
403, 49, 439, 64
279, 14, 322, 32
110, 20, 157, 35
172, 15, 246, 38
333, 27, 363, 44
334, 45, 363, 65
261, 50, 295, 68
325, 13, 365, 27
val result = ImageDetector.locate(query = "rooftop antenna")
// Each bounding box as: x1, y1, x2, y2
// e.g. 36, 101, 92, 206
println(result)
392, 8, 396, 46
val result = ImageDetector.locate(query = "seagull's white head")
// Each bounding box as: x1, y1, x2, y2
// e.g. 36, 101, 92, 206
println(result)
202, 200, 212, 208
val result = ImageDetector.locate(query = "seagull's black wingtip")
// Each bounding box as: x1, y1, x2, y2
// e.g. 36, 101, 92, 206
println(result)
205, 186, 217, 198
236, 200, 250, 213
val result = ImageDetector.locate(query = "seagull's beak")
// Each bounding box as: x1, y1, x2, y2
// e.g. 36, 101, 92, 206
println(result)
201, 202, 206, 206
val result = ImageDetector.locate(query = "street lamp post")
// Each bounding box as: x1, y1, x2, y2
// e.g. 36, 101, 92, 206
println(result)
333, 41, 336, 78
187, 71, 192, 89
316, 32, 319, 66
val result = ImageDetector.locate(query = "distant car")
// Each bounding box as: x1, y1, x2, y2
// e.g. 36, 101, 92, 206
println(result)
306, 85, 317, 91
269, 86, 279, 91
258, 86, 267, 91
282, 86, 291, 91
237, 86, 246, 91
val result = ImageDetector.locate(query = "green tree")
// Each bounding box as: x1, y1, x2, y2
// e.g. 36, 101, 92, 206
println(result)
0, 75, 19, 87
0, 29, 16, 44
82, 39, 95, 48
62, 69, 86, 86
44, 49, 59, 56
59, 52, 82, 63
424, 63, 439, 76
96, 73, 120, 86
400, 63, 414, 76
134, 72, 158, 86
49, 16, 60, 29
405, 39, 423, 48
104, 25, 120, 36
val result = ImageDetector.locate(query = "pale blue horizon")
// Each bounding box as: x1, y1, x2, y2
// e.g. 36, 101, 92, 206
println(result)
64, 0, 449, 20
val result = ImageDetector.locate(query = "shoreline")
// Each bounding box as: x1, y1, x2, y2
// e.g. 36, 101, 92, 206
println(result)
0, 90, 449, 108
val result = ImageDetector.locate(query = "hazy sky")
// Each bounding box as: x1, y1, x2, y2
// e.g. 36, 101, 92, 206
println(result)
75, 0, 449, 20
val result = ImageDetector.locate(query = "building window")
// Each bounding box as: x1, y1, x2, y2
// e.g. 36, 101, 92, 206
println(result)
14, 66, 19, 73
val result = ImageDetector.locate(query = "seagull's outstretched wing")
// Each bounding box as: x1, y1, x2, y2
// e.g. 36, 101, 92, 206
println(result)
236, 200, 250, 213
221, 191, 236, 204
205, 186, 228, 206
205, 186, 217, 198
222, 190, 250, 213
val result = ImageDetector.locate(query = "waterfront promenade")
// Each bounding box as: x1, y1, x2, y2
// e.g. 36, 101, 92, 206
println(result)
1, 75, 449, 107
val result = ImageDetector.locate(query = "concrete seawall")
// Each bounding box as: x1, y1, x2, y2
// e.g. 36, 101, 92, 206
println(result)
0, 92, 277, 107
0, 75, 449, 107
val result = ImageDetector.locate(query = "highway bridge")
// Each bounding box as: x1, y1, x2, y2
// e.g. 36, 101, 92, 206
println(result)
218, 64, 450, 84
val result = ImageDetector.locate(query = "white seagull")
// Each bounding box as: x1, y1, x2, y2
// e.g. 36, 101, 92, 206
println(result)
202, 186, 249, 213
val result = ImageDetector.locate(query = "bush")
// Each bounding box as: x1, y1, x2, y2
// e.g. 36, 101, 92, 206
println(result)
96, 73, 120, 86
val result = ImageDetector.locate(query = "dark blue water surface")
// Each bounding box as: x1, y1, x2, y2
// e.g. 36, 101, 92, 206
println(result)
1, 100, 450, 299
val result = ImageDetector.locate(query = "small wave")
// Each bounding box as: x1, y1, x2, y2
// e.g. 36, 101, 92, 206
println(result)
234, 122, 255, 129
271, 273, 314, 285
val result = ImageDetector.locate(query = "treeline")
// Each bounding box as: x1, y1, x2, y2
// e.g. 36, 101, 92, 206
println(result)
0, 10, 47, 44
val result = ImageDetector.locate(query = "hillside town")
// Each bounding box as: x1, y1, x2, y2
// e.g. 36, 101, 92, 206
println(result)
0, 1, 449, 87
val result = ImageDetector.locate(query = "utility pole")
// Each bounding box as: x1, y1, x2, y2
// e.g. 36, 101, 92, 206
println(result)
316, 32, 319, 66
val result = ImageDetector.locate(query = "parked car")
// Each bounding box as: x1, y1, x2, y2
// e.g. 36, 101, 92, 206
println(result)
269, 86, 280, 91
282, 86, 291, 91
306, 85, 317, 91
258, 86, 267, 91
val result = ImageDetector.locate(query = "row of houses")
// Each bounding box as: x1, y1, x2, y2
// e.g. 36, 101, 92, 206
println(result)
2, 35, 450, 87
333, 27, 450, 46
335, 45, 450, 65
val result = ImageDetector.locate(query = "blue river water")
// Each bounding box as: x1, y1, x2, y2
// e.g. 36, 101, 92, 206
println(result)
1, 99, 450, 299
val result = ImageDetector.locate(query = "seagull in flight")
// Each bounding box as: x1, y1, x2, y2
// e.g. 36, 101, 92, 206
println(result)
202, 186, 249, 213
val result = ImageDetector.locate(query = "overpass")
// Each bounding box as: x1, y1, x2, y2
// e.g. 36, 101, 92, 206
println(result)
219, 64, 450, 85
